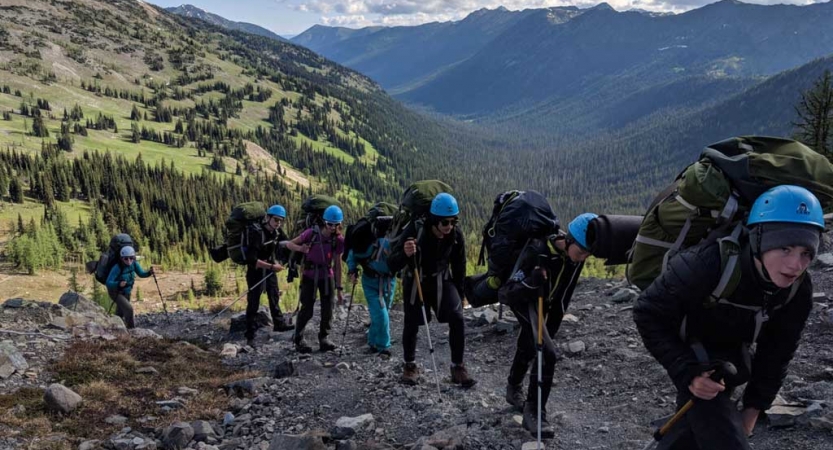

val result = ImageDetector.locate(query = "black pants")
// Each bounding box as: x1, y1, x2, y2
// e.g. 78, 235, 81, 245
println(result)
245, 267, 284, 340
402, 275, 465, 364
294, 275, 335, 342
657, 390, 750, 450
108, 290, 134, 329
508, 302, 566, 407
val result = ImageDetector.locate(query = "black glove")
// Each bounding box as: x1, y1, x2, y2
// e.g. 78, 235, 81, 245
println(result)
527, 267, 547, 288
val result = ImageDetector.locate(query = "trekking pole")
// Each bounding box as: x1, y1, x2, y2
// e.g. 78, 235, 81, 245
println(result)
414, 261, 442, 398
152, 272, 168, 316
641, 361, 738, 450
536, 269, 545, 450
339, 274, 359, 357
210, 272, 275, 321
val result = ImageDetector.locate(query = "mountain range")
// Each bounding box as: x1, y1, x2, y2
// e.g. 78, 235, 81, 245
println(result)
167, 4, 288, 42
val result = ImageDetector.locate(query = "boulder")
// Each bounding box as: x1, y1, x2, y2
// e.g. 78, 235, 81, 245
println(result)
415, 424, 466, 449
229, 307, 272, 334
334, 413, 374, 433
610, 288, 638, 304
268, 432, 327, 450
274, 360, 297, 379
191, 420, 218, 442
220, 344, 238, 358
43, 383, 82, 414
765, 405, 805, 428
0, 341, 29, 379
58, 292, 104, 314
567, 341, 586, 354
130, 328, 163, 339
162, 422, 194, 449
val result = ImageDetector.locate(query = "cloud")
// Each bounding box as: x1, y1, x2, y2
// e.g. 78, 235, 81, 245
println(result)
278, 0, 827, 28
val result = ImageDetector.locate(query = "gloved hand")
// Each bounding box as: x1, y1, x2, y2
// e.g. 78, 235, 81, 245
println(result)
527, 267, 547, 288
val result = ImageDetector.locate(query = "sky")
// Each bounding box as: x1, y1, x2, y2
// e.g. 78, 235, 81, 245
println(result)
144, 0, 827, 36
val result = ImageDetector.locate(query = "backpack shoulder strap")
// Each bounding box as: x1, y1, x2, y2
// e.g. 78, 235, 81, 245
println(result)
710, 222, 745, 301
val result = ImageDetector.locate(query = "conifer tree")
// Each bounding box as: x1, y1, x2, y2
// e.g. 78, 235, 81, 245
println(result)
794, 69, 833, 159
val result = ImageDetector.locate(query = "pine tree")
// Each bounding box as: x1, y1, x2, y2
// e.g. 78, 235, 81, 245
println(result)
793, 69, 833, 159
31, 115, 49, 137
9, 177, 23, 203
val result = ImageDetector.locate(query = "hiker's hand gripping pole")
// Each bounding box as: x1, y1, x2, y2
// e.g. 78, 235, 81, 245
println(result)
641, 361, 738, 450
210, 272, 275, 321
339, 271, 359, 357
413, 255, 442, 398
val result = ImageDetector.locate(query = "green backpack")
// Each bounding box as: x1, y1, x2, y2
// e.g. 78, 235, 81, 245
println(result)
628, 136, 833, 293
386, 180, 453, 246
225, 202, 267, 265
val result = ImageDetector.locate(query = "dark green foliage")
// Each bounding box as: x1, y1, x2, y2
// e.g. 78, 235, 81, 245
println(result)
204, 264, 222, 296
31, 115, 48, 137
8, 176, 23, 203
793, 69, 833, 159
1, 111, 9, 121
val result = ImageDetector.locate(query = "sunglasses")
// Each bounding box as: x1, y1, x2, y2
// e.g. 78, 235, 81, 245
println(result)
325, 222, 340, 228
122, 256, 135, 261
439, 218, 459, 227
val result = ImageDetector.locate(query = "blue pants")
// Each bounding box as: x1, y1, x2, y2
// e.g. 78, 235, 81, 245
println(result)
363, 274, 396, 351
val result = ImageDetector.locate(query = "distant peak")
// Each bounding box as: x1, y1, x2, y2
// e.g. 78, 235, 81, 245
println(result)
591, 2, 616, 11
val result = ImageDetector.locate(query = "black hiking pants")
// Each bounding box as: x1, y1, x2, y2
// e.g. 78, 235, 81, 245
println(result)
507, 302, 567, 408
657, 389, 750, 450
401, 275, 466, 365
294, 275, 335, 343
108, 290, 134, 329
245, 267, 284, 340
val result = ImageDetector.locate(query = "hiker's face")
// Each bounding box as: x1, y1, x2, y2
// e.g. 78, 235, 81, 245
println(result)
434, 217, 457, 236
323, 221, 339, 236
761, 245, 812, 288
567, 243, 591, 263
268, 216, 283, 229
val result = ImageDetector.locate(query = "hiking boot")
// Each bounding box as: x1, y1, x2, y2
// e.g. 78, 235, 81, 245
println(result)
294, 336, 312, 354
319, 337, 337, 352
400, 362, 420, 385
273, 316, 295, 332
450, 364, 477, 388
522, 402, 555, 439
505, 383, 525, 411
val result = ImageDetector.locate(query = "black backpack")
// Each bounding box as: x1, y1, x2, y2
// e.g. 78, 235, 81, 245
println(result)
209, 202, 267, 265
90, 234, 137, 284
479, 190, 560, 282
342, 202, 397, 263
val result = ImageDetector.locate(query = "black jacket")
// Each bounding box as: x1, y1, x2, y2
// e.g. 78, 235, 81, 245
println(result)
388, 221, 466, 295
244, 223, 289, 268
633, 239, 812, 410
499, 238, 583, 315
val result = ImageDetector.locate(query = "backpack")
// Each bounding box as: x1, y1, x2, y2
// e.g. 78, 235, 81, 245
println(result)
300, 194, 341, 228
628, 136, 833, 293
223, 202, 266, 265
386, 180, 453, 246
91, 234, 137, 285
342, 202, 397, 263
466, 190, 559, 307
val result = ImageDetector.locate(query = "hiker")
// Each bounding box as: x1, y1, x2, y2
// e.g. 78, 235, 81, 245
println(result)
345, 206, 397, 356
105, 245, 153, 329
499, 212, 598, 437
388, 193, 476, 387
243, 204, 294, 347
285, 205, 345, 353
633, 185, 824, 450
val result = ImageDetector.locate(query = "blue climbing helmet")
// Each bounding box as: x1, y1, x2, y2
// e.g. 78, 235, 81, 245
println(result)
747, 185, 824, 230
323, 205, 344, 224
120, 246, 136, 258
430, 193, 459, 217
567, 213, 599, 251
267, 204, 286, 219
